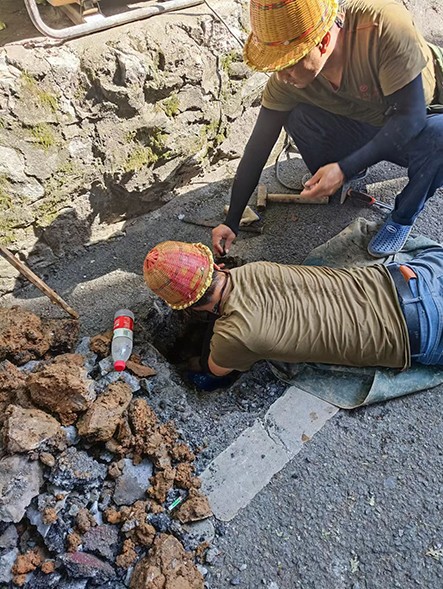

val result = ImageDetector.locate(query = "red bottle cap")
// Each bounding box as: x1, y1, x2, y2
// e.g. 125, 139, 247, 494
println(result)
114, 361, 126, 372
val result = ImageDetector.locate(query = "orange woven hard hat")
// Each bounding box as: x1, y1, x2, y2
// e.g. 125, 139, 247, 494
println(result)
143, 241, 214, 310
244, 0, 338, 72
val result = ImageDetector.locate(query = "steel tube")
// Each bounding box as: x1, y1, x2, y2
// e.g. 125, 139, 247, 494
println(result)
24, 0, 204, 40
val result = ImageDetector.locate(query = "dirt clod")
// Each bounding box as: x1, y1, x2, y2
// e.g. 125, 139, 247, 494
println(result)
27, 354, 95, 425
90, 330, 112, 357
76, 381, 132, 441
0, 307, 78, 365
130, 533, 204, 589
175, 488, 212, 524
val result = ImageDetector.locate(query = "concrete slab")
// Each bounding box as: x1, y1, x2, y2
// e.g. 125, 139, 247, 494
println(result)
200, 387, 338, 521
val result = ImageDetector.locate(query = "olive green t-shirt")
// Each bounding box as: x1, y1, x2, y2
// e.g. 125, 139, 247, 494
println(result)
210, 262, 410, 371
262, 0, 439, 126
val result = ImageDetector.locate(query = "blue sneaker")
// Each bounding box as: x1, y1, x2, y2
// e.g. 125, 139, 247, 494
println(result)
367, 217, 412, 257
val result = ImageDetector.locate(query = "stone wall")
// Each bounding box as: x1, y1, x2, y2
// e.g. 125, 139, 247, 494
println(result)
0, 1, 266, 293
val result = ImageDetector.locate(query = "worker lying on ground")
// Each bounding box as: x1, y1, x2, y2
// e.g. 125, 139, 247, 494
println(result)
143, 240, 443, 377
212, 0, 443, 259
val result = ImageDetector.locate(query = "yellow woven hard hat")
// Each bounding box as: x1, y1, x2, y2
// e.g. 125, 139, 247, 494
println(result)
244, 0, 338, 72
143, 241, 214, 310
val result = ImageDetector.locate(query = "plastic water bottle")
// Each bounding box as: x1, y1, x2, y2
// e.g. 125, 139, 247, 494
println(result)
112, 309, 134, 372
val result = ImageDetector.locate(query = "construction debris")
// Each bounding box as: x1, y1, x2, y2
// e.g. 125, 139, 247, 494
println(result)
0, 307, 212, 588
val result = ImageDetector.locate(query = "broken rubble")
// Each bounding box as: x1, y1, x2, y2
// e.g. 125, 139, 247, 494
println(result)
0, 308, 79, 365
183, 519, 215, 551
0, 548, 19, 584
60, 551, 116, 583
48, 447, 106, 491
89, 330, 112, 357
0, 310, 216, 586
130, 533, 204, 589
82, 524, 119, 561
76, 382, 132, 442
175, 488, 213, 524
126, 359, 156, 378
3, 404, 62, 453
0, 455, 43, 522
27, 354, 95, 425
0, 360, 30, 416
113, 457, 154, 506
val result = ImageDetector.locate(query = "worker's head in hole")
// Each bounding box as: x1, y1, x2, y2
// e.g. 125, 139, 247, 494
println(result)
244, 0, 344, 88
143, 241, 225, 313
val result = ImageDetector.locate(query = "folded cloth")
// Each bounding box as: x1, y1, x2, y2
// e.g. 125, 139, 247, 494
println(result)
224, 205, 260, 226
268, 217, 443, 408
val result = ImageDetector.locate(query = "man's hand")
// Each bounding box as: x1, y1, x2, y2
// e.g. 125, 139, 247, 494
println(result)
212, 224, 236, 256
300, 163, 345, 199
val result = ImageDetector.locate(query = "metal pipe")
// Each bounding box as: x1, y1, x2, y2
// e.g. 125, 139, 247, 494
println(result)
24, 0, 204, 40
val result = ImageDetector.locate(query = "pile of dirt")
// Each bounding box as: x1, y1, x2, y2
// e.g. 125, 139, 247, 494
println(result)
0, 307, 212, 588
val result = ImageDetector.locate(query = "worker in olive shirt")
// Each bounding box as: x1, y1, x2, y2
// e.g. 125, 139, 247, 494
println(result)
212, 0, 443, 258
143, 241, 443, 376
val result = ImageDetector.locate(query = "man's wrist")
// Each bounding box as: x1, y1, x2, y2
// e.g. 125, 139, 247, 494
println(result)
223, 218, 239, 236
338, 158, 359, 181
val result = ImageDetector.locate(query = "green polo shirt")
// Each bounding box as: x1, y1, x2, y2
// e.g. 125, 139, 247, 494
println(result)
211, 262, 410, 371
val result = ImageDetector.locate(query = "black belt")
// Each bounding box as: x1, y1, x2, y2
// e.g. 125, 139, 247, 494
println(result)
387, 264, 420, 356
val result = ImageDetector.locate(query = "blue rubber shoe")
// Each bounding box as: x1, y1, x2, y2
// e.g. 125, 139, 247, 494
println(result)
367, 217, 412, 257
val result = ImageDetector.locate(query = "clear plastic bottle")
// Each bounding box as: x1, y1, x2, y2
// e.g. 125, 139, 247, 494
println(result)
111, 309, 134, 372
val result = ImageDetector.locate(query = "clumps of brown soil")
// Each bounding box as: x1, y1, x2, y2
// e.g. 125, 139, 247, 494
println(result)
116, 538, 138, 568
11, 548, 55, 586
130, 534, 204, 589
89, 330, 112, 357
0, 307, 79, 365
75, 507, 97, 533
27, 353, 95, 425
77, 381, 132, 441
109, 397, 210, 515
2, 307, 212, 589
175, 488, 212, 524
3, 405, 62, 453
0, 360, 30, 417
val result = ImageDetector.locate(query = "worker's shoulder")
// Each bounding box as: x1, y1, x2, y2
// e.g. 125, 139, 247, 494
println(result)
346, 0, 413, 22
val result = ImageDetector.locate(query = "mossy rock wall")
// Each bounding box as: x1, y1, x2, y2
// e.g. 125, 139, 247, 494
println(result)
0, 1, 267, 293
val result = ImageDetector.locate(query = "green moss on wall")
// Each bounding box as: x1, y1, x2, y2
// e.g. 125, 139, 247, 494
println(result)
0, 176, 18, 245
21, 71, 59, 113
220, 51, 238, 75
124, 146, 158, 172
123, 128, 172, 172
36, 161, 84, 227
29, 123, 56, 150
0, 176, 12, 211
160, 94, 180, 117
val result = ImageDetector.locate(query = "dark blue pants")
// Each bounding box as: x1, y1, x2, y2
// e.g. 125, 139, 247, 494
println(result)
285, 104, 443, 226
389, 247, 443, 366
